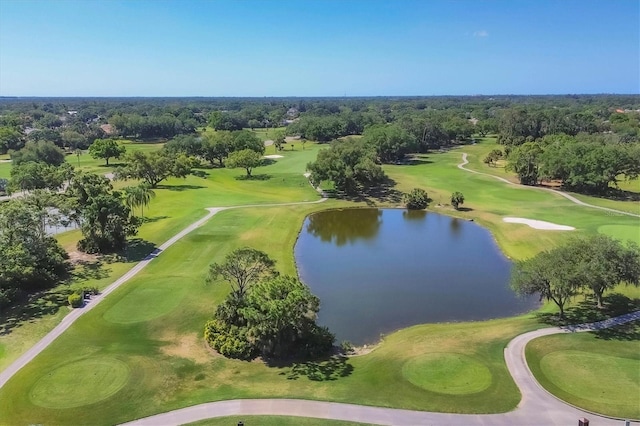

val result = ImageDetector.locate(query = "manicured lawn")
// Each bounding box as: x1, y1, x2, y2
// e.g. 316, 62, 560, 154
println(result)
188, 416, 375, 426
1, 135, 638, 424
0, 143, 323, 370
526, 321, 640, 420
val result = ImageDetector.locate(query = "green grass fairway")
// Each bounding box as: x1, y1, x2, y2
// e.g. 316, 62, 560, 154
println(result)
597, 225, 640, 245
526, 322, 640, 419
29, 357, 130, 408
103, 277, 189, 324
402, 353, 492, 395
1, 135, 638, 424
188, 416, 374, 426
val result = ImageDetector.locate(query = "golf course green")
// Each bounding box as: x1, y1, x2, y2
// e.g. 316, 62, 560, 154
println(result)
0, 136, 638, 424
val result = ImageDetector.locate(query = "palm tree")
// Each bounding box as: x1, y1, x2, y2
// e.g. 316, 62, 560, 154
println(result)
136, 183, 156, 219
123, 186, 141, 216
450, 192, 465, 210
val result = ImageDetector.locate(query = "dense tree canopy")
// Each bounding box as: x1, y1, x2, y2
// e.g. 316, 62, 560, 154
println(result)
0, 196, 69, 308
307, 138, 386, 194
362, 123, 415, 163
11, 140, 65, 166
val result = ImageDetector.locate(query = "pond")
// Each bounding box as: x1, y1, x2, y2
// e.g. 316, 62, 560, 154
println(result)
294, 208, 538, 345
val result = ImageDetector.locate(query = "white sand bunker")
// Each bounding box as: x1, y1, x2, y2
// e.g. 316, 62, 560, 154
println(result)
303, 172, 311, 178
264, 154, 283, 159
503, 217, 575, 231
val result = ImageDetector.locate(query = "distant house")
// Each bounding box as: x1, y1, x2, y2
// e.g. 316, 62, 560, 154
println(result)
68, 110, 78, 116
100, 123, 114, 135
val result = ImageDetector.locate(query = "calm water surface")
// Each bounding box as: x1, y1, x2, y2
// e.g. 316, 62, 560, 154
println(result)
295, 208, 537, 345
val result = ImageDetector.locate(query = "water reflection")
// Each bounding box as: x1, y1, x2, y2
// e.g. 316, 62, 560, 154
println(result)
306, 208, 382, 246
295, 208, 538, 345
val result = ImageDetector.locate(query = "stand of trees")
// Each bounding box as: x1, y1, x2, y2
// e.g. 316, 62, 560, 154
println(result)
307, 138, 386, 194
511, 235, 640, 318
205, 248, 334, 360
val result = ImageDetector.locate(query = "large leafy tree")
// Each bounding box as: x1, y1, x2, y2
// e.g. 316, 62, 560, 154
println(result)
88, 138, 126, 166
9, 162, 65, 193
226, 149, 263, 177
11, 140, 65, 166
506, 142, 543, 185
208, 247, 277, 298
307, 138, 386, 194
243, 276, 334, 358
115, 150, 192, 187
362, 123, 415, 163
68, 172, 139, 253
511, 248, 579, 318
562, 235, 640, 308
0, 197, 69, 308
202, 131, 233, 166
0, 126, 24, 154
231, 130, 265, 154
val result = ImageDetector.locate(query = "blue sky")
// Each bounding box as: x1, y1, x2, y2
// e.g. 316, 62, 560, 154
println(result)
0, 0, 638, 96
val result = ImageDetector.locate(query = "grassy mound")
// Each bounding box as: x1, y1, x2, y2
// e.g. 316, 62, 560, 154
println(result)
29, 357, 130, 408
402, 352, 492, 395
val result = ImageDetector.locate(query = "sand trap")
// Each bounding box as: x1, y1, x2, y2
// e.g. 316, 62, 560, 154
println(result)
503, 217, 575, 231
264, 154, 283, 159
303, 172, 311, 178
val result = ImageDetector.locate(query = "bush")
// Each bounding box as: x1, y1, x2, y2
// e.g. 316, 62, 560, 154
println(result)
80, 286, 99, 295
204, 320, 256, 360
402, 188, 429, 210
68, 293, 83, 308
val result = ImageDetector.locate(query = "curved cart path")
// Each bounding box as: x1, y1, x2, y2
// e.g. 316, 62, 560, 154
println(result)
458, 153, 640, 218
0, 197, 327, 389
119, 311, 640, 426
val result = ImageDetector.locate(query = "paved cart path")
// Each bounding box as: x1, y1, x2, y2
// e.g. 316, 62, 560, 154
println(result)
0, 197, 327, 389
458, 153, 640, 218
120, 311, 640, 426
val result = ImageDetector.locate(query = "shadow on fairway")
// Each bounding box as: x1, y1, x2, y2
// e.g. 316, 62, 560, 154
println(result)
271, 355, 354, 382
235, 174, 271, 181
535, 293, 640, 328
329, 178, 403, 206
156, 184, 206, 191
0, 287, 75, 336
124, 238, 157, 262
141, 215, 169, 224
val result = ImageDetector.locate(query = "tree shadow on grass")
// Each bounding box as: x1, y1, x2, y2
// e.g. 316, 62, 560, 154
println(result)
456, 207, 474, 212
235, 174, 271, 181
70, 260, 111, 282
141, 215, 169, 224
593, 320, 640, 341
98, 162, 126, 168
270, 355, 354, 381
0, 287, 75, 336
124, 238, 157, 262
535, 293, 640, 327
329, 178, 403, 207
156, 184, 206, 191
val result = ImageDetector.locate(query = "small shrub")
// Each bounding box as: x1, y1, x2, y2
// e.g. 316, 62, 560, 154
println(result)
451, 191, 465, 210
204, 320, 256, 360
402, 188, 429, 210
80, 286, 99, 295
340, 340, 355, 355
68, 293, 83, 308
